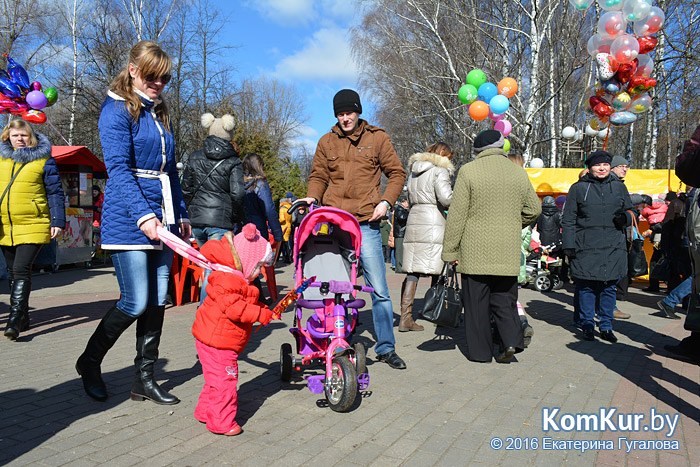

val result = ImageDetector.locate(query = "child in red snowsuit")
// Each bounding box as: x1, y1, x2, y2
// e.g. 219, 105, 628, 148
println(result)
191, 224, 276, 436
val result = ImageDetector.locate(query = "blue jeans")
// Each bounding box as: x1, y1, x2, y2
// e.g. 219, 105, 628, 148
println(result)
578, 279, 617, 332
112, 248, 174, 317
359, 223, 396, 355
192, 227, 230, 304
390, 248, 395, 269
663, 276, 692, 308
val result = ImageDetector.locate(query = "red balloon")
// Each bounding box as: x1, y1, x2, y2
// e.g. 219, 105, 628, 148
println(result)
627, 76, 656, 95
589, 95, 610, 109
615, 59, 638, 84
21, 109, 47, 124
593, 103, 614, 119
637, 36, 658, 54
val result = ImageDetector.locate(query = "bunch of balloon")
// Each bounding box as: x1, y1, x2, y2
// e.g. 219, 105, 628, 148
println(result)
458, 69, 518, 151
572, 0, 664, 132
0, 55, 58, 124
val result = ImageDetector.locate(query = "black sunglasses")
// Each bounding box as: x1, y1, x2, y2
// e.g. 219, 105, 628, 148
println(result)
132, 64, 171, 84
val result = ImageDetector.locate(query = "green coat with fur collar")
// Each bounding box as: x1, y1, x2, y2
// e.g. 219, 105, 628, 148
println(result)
442, 148, 541, 276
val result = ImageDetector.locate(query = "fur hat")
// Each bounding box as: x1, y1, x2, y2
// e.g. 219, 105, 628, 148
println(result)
611, 155, 630, 168
232, 224, 273, 279
585, 150, 613, 168
201, 113, 236, 141
473, 130, 505, 153
333, 89, 362, 116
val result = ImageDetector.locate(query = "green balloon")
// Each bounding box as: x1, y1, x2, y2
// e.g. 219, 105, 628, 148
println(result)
458, 84, 478, 105
503, 138, 511, 152
466, 69, 487, 88
44, 87, 58, 107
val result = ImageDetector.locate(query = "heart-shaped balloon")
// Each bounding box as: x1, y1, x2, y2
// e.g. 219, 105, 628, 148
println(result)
628, 76, 656, 95
594, 102, 614, 119
596, 53, 619, 80
610, 111, 637, 127
637, 36, 658, 54
0, 76, 22, 99
616, 59, 638, 84
21, 109, 47, 124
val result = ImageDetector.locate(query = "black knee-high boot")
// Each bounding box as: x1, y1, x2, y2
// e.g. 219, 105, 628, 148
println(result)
4, 279, 31, 340
130, 305, 179, 405
76, 305, 137, 401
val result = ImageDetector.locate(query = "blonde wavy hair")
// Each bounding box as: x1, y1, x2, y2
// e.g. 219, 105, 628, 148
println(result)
1, 120, 39, 147
110, 41, 171, 130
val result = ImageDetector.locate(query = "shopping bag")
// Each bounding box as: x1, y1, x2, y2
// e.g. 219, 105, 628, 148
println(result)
418, 263, 462, 328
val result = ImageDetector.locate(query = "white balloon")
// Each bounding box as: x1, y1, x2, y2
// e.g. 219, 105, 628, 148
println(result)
562, 126, 576, 139
530, 157, 545, 169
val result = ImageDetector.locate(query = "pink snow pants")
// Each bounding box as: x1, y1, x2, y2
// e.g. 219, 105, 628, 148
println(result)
194, 339, 240, 434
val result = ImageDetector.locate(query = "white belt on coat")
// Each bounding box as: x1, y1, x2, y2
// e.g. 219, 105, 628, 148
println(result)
132, 168, 175, 226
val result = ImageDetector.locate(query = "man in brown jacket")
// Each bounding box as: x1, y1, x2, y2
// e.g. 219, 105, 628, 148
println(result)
299, 89, 408, 369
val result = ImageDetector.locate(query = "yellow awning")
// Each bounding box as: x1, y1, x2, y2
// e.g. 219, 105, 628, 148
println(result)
526, 168, 685, 196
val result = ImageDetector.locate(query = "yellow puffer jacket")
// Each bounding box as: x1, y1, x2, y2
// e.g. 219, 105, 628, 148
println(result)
0, 134, 66, 246
278, 199, 292, 242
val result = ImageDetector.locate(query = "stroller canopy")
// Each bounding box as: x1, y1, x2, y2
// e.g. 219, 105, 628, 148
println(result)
296, 207, 362, 256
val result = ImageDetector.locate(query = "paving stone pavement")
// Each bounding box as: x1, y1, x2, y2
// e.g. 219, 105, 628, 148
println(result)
0, 263, 698, 466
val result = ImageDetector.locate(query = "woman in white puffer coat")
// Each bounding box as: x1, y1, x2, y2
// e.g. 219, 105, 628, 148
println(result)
399, 142, 455, 331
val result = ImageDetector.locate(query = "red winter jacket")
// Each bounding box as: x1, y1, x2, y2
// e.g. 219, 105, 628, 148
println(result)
641, 202, 668, 225
191, 235, 272, 352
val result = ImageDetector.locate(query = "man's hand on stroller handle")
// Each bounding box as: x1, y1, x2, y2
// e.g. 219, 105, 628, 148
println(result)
289, 198, 317, 214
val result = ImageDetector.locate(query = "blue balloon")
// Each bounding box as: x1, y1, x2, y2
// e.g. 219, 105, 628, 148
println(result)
489, 95, 510, 115
478, 82, 497, 103
0, 76, 22, 98
601, 78, 621, 95
609, 111, 637, 127
5, 56, 30, 90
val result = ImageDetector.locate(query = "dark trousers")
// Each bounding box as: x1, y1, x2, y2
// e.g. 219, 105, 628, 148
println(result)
1, 244, 42, 281
648, 248, 664, 289
461, 274, 523, 362
578, 279, 617, 332
616, 275, 629, 301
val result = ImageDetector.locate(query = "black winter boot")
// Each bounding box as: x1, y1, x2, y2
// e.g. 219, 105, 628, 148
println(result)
4, 279, 31, 340
76, 305, 137, 401
130, 305, 179, 405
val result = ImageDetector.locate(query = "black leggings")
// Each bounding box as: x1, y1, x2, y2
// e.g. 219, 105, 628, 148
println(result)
1, 244, 42, 281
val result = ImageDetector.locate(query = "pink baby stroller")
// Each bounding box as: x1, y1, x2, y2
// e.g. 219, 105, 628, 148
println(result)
279, 201, 372, 412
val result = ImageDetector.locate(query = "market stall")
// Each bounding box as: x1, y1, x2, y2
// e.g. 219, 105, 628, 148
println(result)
34, 146, 107, 269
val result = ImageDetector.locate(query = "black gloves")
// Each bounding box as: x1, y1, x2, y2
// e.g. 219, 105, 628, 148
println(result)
613, 210, 628, 229
563, 248, 576, 259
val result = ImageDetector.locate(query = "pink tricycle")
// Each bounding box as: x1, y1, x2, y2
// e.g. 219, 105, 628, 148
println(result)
279, 201, 372, 412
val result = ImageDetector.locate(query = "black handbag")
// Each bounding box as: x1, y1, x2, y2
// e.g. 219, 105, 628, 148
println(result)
627, 212, 648, 278
418, 263, 462, 328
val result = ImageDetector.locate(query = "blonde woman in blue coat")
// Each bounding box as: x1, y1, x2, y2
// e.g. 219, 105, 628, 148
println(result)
76, 41, 190, 404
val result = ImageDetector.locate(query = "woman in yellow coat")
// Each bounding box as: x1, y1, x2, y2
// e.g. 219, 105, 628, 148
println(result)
0, 120, 65, 340
278, 193, 293, 263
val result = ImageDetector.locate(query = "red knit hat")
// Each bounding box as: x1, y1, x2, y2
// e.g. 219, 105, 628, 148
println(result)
233, 224, 273, 278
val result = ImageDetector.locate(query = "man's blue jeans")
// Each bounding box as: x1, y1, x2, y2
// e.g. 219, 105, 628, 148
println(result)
112, 248, 174, 317
578, 279, 617, 332
359, 223, 396, 356
192, 227, 230, 304
663, 276, 692, 308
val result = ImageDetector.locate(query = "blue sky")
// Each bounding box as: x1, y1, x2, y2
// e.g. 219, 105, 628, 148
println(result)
214, 0, 367, 154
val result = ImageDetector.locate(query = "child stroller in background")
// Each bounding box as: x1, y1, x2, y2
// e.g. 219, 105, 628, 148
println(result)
523, 238, 564, 292
278, 201, 372, 412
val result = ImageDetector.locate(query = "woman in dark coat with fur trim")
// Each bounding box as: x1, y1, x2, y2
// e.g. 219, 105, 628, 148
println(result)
0, 120, 65, 340
562, 150, 633, 343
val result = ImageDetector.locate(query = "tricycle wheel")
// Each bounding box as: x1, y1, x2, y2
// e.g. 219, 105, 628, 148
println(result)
325, 356, 357, 412
280, 343, 293, 382
353, 342, 366, 375
534, 273, 553, 292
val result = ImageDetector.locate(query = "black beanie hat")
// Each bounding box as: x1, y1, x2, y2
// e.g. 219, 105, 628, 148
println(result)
666, 191, 677, 201
473, 130, 505, 153
585, 150, 613, 168
333, 89, 362, 116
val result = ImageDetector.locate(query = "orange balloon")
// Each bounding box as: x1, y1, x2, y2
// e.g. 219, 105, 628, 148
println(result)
469, 101, 489, 121
497, 77, 518, 98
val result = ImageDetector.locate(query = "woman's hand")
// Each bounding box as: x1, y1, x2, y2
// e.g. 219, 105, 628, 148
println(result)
179, 221, 191, 241
139, 217, 162, 240
50, 227, 63, 239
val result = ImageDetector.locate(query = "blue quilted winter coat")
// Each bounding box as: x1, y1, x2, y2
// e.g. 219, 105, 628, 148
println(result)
99, 90, 188, 249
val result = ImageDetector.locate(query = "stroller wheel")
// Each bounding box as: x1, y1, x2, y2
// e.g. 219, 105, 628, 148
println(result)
280, 343, 293, 382
325, 356, 357, 412
353, 343, 367, 375
534, 273, 553, 292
